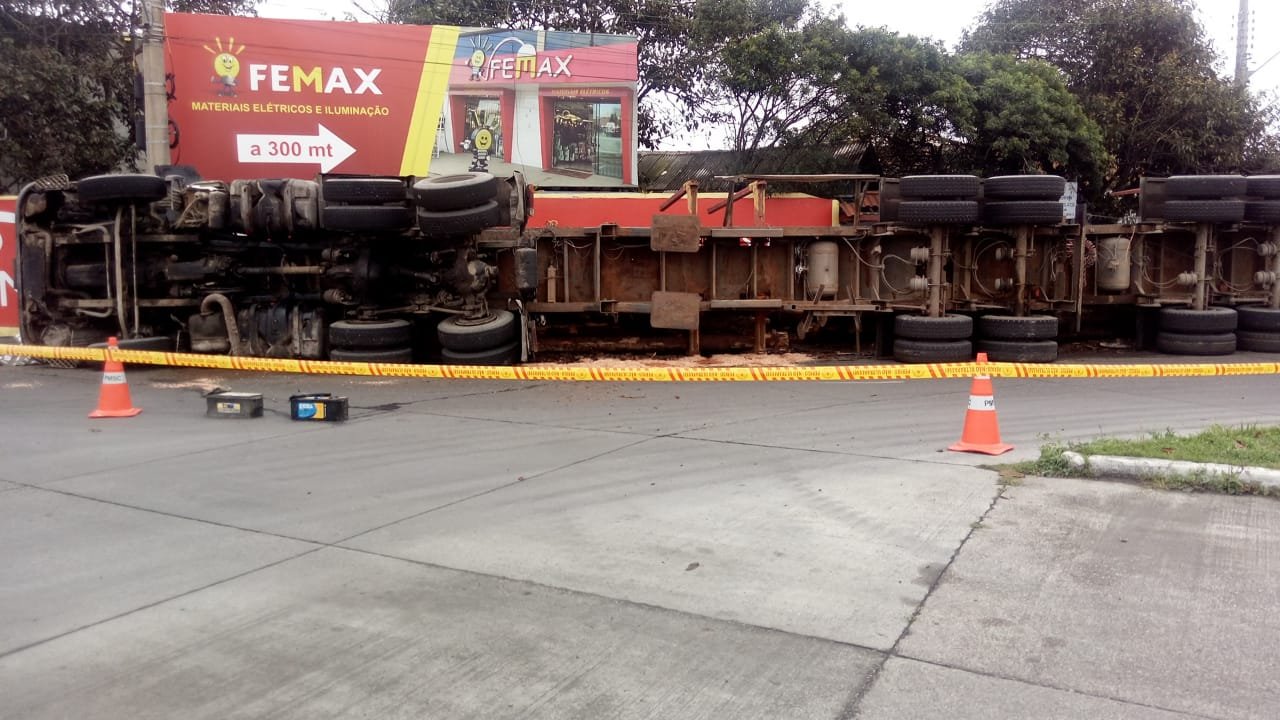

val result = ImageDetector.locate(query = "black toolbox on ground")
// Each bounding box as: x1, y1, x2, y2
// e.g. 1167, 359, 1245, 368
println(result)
205, 391, 264, 419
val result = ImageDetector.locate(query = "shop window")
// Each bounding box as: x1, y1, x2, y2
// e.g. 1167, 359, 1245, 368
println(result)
552, 99, 623, 180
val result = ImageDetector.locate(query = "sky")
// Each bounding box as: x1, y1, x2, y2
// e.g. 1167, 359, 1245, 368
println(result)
250, 0, 1280, 139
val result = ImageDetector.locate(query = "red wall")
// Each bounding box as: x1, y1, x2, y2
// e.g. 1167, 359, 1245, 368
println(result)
528, 192, 837, 229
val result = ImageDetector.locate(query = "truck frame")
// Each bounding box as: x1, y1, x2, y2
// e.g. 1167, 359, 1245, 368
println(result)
15, 170, 1280, 364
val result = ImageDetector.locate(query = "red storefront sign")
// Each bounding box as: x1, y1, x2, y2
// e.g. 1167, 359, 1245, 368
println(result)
0, 196, 17, 334
165, 15, 639, 186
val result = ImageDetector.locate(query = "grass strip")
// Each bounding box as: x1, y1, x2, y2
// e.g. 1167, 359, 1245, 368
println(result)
1003, 424, 1280, 497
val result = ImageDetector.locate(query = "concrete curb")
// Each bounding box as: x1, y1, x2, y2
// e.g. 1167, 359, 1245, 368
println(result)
1061, 451, 1280, 490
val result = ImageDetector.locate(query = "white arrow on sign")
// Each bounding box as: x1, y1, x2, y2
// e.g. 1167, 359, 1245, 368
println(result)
235, 124, 356, 173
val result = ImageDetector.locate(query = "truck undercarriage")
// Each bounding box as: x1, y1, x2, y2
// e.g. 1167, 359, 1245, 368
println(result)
15, 171, 1280, 364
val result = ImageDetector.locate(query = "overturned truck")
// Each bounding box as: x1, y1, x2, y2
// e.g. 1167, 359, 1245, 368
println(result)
14, 170, 1280, 364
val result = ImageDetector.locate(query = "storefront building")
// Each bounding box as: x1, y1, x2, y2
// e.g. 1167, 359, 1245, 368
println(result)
446, 30, 639, 186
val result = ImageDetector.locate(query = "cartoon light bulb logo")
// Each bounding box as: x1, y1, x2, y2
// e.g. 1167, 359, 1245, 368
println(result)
204, 37, 245, 97
469, 48, 486, 81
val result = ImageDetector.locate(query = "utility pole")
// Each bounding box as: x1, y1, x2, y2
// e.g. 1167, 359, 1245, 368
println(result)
1234, 0, 1250, 87
141, 0, 170, 171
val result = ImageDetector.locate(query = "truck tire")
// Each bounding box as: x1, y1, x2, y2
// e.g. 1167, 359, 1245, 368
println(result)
898, 200, 980, 225
441, 340, 520, 366
417, 201, 502, 237
1156, 331, 1236, 356
329, 346, 414, 363
975, 339, 1058, 363
982, 201, 1065, 226
1165, 175, 1247, 199
437, 310, 517, 352
322, 178, 407, 204
1236, 330, 1280, 353
321, 205, 413, 232
413, 173, 499, 212
1244, 201, 1280, 224
329, 319, 412, 349
1246, 175, 1280, 199
977, 314, 1059, 340
893, 338, 972, 364
894, 314, 972, 340
76, 174, 168, 204
1237, 306, 1280, 332
1161, 200, 1245, 223
899, 175, 980, 199
1159, 307, 1237, 333
982, 175, 1066, 200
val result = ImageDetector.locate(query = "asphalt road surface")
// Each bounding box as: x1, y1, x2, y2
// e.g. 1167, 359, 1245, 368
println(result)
1, 356, 1278, 719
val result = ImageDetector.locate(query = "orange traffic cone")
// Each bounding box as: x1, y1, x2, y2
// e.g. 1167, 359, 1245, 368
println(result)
948, 353, 1012, 455
89, 337, 142, 418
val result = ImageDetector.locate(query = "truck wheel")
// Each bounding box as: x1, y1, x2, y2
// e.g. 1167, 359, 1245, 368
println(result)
329, 346, 414, 363
982, 201, 1064, 226
975, 339, 1058, 363
1156, 331, 1236, 356
894, 314, 972, 340
441, 340, 520, 366
1237, 306, 1280, 332
1246, 176, 1280, 199
899, 175, 980, 199
1236, 330, 1280, 353
437, 310, 517, 352
321, 205, 413, 232
322, 178, 407, 204
1161, 200, 1245, 223
1159, 307, 1237, 333
982, 175, 1066, 200
329, 319, 412, 349
893, 338, 972, 363
898, 200, 980, 225
76, 174, 168, 204
978, 314, 1059, 340
1165, 175, 1247, 199
412, 173, 499, 212
417, 201, 502, 237
1244, 201, 1280, 224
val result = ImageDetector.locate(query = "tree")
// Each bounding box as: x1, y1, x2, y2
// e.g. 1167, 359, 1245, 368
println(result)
954, 53, 1109, 191
0, 1, 259, 192
792, 28, 974, 175
386, 0, 812, 149
962, 0, 1280, 198
696, 12, 852, 153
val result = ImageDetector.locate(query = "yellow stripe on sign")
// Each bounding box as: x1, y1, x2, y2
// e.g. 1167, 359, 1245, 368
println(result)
400, 25, 461, 176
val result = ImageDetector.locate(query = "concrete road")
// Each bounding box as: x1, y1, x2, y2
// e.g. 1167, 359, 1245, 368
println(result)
1, 358, 1277, 719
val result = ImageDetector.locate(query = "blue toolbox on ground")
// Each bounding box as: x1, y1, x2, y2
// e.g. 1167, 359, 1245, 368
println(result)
290, 393, 348, 422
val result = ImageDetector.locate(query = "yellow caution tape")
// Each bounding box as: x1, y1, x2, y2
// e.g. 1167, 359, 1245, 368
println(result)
2, 344, 1279, 381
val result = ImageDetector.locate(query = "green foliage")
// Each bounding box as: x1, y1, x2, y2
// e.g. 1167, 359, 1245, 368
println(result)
1012, 442, 1081, 478
1078, 425, 1280, 469
962, 0, 1280, 205
793, 28, 973, 174
0, 1, 259, 192
697, 11, 852, 153
1010, 425, 1280, 497
954, 53, 1109, 191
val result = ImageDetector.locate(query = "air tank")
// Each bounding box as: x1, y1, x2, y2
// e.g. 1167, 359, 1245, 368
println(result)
1096, 236, 1132, 293
806, 241, 839, 298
